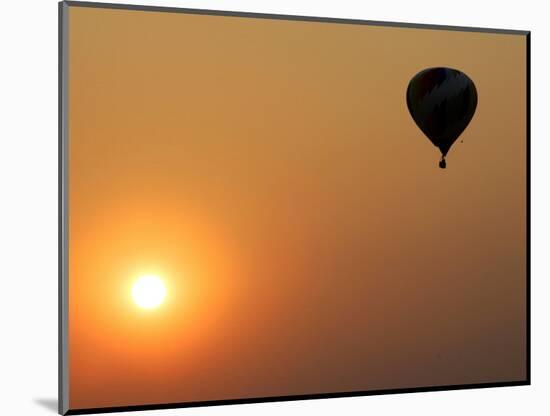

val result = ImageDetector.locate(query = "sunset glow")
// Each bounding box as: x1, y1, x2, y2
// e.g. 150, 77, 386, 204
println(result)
66, 4, 527, 409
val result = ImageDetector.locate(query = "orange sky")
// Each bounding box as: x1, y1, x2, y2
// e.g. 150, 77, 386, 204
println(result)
67, 4, 527, 410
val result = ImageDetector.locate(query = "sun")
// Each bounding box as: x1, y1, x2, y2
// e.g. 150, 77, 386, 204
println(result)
132, 275, 167, 309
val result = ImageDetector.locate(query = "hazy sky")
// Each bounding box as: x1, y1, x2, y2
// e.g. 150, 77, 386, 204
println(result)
67, 4, 527, 410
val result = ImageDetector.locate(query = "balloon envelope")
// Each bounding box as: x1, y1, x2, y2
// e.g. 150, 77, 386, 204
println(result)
406, 67, 477, 165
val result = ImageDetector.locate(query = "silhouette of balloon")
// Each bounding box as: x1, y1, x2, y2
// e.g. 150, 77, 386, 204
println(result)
406, 67, 477, 169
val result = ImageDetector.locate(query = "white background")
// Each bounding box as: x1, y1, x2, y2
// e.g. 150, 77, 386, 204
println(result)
0, 0, 547, 415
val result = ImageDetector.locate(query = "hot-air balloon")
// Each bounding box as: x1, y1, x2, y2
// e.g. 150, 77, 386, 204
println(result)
406, 67, 477, 169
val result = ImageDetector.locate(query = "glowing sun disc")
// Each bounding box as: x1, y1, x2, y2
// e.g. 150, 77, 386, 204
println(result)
132, 275, 167, 309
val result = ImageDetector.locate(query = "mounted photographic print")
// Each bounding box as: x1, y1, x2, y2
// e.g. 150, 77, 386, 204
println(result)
59, 1, 530, 414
